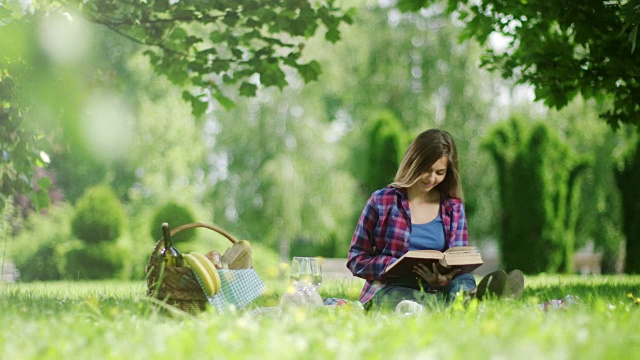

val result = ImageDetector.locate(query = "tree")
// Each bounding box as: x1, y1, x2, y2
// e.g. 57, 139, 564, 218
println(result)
398, 0, 640, 128
542, 99, 627, 273
63, 0, 354, 115
0, 0, 353, 209
399, 0, 640, 273
363, 111, 409, 195
314, 2, 505, 240
615, 137, 640, 273
201, 85, 359, 260
0, 17, 51, 209
483, 117, 589, 273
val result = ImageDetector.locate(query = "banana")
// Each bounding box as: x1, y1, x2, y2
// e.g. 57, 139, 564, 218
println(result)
221, 240, 253, 270
183, 253, 216, 297
190, 252, 221, 296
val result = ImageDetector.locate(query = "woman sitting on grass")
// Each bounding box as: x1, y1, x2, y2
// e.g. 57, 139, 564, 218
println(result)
347, 129, 524, 311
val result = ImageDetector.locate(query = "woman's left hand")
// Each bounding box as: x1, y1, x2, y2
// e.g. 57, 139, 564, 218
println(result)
413, 263, 460, 288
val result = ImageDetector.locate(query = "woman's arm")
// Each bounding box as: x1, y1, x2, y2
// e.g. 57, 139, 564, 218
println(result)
347, 197, 394, 282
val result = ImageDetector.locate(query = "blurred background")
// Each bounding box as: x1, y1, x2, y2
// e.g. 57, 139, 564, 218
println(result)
1, 0, 638, 282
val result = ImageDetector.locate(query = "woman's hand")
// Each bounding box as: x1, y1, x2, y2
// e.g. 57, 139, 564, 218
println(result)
413, 263, 460, 288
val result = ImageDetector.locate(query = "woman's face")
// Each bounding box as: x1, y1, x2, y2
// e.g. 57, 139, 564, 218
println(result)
411, 156, 448, 194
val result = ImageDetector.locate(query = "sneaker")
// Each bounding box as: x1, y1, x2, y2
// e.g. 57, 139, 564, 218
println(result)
503, 270, 525, 299
476, 270, 507, 300
395, 300, 425, 316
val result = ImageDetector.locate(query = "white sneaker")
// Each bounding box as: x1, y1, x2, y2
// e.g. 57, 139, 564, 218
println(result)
396, 300, 425, 316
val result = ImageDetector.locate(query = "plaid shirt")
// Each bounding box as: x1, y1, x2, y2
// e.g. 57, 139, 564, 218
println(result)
347, 186, 469, 304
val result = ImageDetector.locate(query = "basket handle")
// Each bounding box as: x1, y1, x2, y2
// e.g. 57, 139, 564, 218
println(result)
151, 222, 238, 256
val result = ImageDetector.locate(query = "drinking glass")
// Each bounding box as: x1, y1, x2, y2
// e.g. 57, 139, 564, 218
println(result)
289, 256, 304, 289
308, 257, 322, 290
283, 257, 323, 307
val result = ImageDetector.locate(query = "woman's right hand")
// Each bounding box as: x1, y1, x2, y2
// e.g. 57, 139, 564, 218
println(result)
413, 263, 460, 288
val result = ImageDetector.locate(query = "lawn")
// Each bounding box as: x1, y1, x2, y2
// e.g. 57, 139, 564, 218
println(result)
1, 275, 639, 359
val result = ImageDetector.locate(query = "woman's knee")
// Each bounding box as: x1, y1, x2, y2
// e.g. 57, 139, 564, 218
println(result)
450, 273, 476, 292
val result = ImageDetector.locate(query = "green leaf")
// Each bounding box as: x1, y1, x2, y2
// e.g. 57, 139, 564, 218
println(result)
37, 176, 51, 192
259, 61, 288, 88
213, 91, 236, 111
397, 0, 427, 12
223, 11, 240, 27
222, 74, 237, 84
296, 60, 322, 82
210, 59, 230, 73
209, 31, 223, 43
182, 91, 208, 117
30, 188, 49, 211
325, 28, 341, 42
169, 27, 188, 41
165, 63, 189, 85
231, 48, 243, 58
239, 82, 257, 97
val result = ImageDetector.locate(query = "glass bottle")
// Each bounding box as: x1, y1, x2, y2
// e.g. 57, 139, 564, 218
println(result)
160, 222, 183, 267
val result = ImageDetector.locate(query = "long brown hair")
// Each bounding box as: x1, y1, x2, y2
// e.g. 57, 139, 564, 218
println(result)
391, 129, 463, 199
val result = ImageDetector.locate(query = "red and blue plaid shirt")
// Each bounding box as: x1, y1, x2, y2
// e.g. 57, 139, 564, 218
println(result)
347, 186, 469, 304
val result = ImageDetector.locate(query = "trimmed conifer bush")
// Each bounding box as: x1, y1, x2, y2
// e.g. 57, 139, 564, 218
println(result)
71, 185, 125, 245
483, 117, 589, 273
615, 140, 640, 273
364, 111, 408, 194
149, 201, 196, 244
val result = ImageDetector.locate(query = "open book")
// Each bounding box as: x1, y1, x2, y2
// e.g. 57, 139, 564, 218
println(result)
384, 246, 483, 277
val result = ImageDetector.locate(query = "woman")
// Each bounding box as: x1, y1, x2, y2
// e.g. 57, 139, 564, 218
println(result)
347, 129, 522, 311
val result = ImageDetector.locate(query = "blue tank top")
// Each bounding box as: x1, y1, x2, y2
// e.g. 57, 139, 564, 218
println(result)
409, 212, 445, 251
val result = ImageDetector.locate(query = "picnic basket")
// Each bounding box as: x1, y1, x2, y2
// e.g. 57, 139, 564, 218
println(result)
145, 222, 251, 314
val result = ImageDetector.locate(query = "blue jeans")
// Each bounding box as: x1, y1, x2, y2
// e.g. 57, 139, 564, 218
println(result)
369, 273, 476, 311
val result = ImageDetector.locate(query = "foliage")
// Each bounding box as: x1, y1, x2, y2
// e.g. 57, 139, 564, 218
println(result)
0, 0, 353, 210
202, 84, 359, 259
483, 118, 589, 273
1, 277, 640, 359
63, 243, 123, 280
398, 0, 640, 128
71, 185, 125, 244
149, 202, 196, 244
316, 2, 505, 241
59, 0, 354, 115
9, 204, 74, 281
615, 136, 640, 274
363, 110, 408, 195
542, 100, 627, 273
0, 18, 51, 209
12, 242, 63, 281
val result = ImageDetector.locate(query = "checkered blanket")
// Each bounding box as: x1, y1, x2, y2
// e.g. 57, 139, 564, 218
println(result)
194, 269, 266, 313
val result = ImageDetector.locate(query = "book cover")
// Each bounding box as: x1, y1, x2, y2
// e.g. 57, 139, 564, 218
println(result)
384, 246, 483, 278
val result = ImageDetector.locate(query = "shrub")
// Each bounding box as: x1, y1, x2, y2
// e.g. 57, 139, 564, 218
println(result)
14, 243, 63, 281
615, 139, 640, 274
483, 118, 589, 273
364, 111, 408, 195
63, 243, 122, 280
10, 204, 73, 282
71, 185, 125, 244
149, 201, 196, 244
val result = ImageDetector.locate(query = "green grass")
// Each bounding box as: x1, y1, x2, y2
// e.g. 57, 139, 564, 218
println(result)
1, 275, 640, 359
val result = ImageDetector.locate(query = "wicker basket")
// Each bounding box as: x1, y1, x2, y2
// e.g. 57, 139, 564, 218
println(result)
145, 222, 239, 314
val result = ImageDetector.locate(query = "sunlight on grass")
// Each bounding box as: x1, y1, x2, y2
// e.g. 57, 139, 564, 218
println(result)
1, 275, 639, 359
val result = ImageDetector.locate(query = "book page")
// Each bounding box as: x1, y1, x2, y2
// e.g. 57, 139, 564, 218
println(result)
444, 246, 478, 254
404, 250, 444, 260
